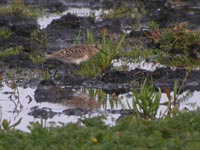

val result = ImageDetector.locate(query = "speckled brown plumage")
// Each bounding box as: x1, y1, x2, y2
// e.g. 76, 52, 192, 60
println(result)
45, 44, 102, 65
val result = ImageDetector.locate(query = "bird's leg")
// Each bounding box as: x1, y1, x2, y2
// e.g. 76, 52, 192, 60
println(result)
53, 70, 58, 80
65, 64, 80, 75
64, 64, 72, 75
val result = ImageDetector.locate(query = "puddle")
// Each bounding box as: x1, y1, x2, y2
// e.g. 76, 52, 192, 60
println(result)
0, 83, 96, 132
0, 66, 200, 132
1, 6, 199, 132
112, 59, 164, 71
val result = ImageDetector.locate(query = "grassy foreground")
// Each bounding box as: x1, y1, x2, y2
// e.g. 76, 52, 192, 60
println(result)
0, 111, 200, 150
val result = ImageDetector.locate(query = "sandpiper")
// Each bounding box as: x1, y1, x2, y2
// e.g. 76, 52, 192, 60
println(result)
45, 43, 107, 65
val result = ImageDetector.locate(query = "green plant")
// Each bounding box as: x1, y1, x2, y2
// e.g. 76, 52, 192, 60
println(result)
161, 74, 193, 117
129, 79, 161, 119
147, 21, 160, 31
0, 28, 13, 39
155, 25, 200, 67
0, 46, 23, 60
0, 0, 38, 18
0, 107, 22, 131
75, 30, 126, 77
160, 27, 200, 56
1, 118, 22, 131
30, 30, 47, 49
29, 55, 45, 64
43, 71, 51, 80
29, 30, 47, 64
1, 111, 200, 149
84, 29, 94, 44
74, 29, 94, 45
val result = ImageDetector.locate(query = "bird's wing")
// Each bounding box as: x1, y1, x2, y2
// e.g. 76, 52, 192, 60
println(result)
59, 46, 88, 58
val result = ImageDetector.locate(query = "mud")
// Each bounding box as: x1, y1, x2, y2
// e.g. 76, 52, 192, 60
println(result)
0, 0, 200, 119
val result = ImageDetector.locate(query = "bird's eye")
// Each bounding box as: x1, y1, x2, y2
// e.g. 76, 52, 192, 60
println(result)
95, 44, 99, 48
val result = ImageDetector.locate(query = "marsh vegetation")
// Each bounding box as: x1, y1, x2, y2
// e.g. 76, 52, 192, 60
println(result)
0, 0, 200, 149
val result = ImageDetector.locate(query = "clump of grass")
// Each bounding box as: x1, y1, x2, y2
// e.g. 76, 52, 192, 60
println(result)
29, 30, 47, 64
128, 79, 161, 119
147, 21, 160, 31
0, 28, 13, 39
0, 46, 23, 60
151, 24, 200, 67
159, 26, 200, 57
0, 0, 38, 18
75, 30, 126, 77
0, 118, 22, 131
161, 77, 193, 118
29, 55, 45, 64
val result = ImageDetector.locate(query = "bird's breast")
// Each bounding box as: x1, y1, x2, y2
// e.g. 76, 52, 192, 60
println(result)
72, 54, 89, 65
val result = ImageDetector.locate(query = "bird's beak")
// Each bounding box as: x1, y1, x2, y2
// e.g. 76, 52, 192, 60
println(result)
100, 49, 108, 56
95, 45, 108, 56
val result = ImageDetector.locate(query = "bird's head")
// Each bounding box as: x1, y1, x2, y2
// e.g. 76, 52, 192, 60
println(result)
90, 43, 108, 56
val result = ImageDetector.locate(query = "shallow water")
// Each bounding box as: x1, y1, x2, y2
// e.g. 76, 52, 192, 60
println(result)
0, 62, 199, 132
1, 6, 200, 132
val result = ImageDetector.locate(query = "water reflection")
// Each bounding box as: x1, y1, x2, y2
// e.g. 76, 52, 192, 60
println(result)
0, 71, 199, 132
60, 92, 100, 111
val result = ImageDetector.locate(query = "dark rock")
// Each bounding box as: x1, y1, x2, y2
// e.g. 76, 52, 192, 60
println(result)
102, 70, 133, 83
184, 70, 200, 91
100, 0, 114, 9
110, 109, 133, 115
45, 13, 96, 52
0, 0, 7, 4
0, 14, 38, 37
24, 0, 50, 5
102, 69, 152, 84
0, 13, 42, 68
144, 0, 200, 28
3, 53, 34, 68
28, 106, 58, 119
62, 108, 87, 116
46, 1, 67, 12
152, 67, 187, 80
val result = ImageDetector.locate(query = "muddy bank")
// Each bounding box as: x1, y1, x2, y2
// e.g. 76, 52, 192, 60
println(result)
0, 0, 200, 123
32, 66, 200, 119
35, 67, 200, 103
0, 1, 199, 93
1, 0, 200, 68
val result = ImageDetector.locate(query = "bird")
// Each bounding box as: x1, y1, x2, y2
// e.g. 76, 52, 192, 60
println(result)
45, 43, 107, 65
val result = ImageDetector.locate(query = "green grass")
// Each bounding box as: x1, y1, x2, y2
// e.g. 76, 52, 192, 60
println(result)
121, 24, 200, 69
152, 25, 200, 68
129, 79, 161, 119
0, 28, 13, 39
1, 111, 200, 149
75, 30, 126, 77
0, 0, 38, 18
0, 46, 23, 60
